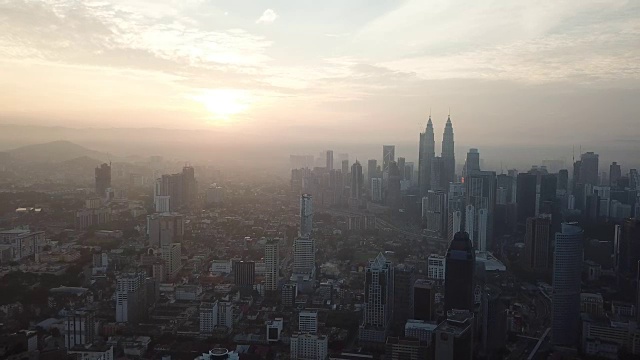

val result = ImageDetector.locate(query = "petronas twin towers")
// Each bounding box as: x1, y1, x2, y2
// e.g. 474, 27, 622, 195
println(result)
418, 114, 456, 197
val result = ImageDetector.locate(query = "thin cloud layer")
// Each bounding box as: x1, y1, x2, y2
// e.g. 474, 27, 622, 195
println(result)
256, 9, 278, 24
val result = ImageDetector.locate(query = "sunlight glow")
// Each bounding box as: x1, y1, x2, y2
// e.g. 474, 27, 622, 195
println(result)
192, 89, 252, 122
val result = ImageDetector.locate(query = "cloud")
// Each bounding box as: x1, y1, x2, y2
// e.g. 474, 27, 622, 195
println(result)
256, 9, 278, 24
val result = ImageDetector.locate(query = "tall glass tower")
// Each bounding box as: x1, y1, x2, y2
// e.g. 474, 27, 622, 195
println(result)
444, 231, 475, 312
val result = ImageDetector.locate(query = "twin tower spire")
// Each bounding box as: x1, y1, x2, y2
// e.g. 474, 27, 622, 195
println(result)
419, 113, 456, 197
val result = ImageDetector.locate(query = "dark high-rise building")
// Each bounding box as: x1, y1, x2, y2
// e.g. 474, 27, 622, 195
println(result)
367, 159, 378, 183
444, 232, 475, 312
326, 150, 334, 171
610, 162, 622, 187
579, 152, 599, 187
524, 216, 551, 272
413, 279, 436, 321
464, 148, 480, 177
383, 145, 396, 177
95, 163, 112, 196
517, 171, 557, 225
351, 161, 363, 200
551, 223, 584, 346
618, 219, 640, 275
233, 261, 255, 287
558, 169, 569, 191
482, 287, 507, 355
465, 171, 496, 250
397, 157, 406, 180
419, 116, 435, 197
385, 337, 429, 360
430, 156, 446, 192
496, 173, 515, 204
441, 115, 456, 185
181, 165, 197, 208
434, 310, 474, 360
359, 253, 394, 346
386, 161, 402, 209
393, 265, 415, 329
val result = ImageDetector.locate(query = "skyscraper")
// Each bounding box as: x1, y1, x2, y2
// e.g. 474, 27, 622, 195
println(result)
386, 161, 401, 209
413, 279, 437, 321
441, 115, 456, 185
430, 156, 446, 191
465, 171, 496, 250
359, 253, 394, 346
293, 236, 315, 277
610, 162, 622, 187
419, 116, 435, 197
265, 238, 280, 293
147, 213, 184, 248
181, 165, 197, 208
551, 223, 584, 346
444, 232, 475, 312
393, 265, 415, 329
300, 194, 313, 237
434, 311, 474, 360
464, 148, 480, 177
371, 178, 383, 202
342, 159, 349, 176
524, 216, 551, 272
423, 190, 447, 237
115, 271, 146, 324
161, 243, 181, 279
558, 169, 569, 191
351, 161, 363, 200
579, 152, 599, 187
95, 163, 111, 196
383, 145, 395, 177
447, 182, 465, 242
367, 159, 378, 183
326, 150, 334, 171
397, 157, 406, 180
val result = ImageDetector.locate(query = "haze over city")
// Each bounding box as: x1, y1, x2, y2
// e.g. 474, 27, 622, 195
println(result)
1, 0, 639, 171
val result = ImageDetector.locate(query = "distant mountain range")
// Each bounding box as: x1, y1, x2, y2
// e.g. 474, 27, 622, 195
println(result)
7, 140, 110, 163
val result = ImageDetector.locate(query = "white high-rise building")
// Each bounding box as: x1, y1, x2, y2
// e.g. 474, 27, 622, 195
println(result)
199, 301, 219, 334
290, 333, 328, 360
478, 208, 488, 252
427, 254, 445, 280
300, 194, 313, 237
465, 204, 475, 245
115, 272, 145, 323
298, 310, 318, 333
161, 243, 181, 279
423, 190, 447, 237
371, 178, 383, 202
359, 253, 394, 345
448, 210, 462, 243
293, 236, 315, 277
265, 238, 280, 292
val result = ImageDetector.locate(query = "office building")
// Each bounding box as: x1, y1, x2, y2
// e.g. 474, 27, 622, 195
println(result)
482, 287, 507, 355
393, 265, 415, 328
618, 219, 640, 275
161, 243, 181, 279
464, 148, 480, 177
441, 115, 456, 185
551, 223, 584, 346
397, 157, 406, 180
205, 184, 224, 205
300, 194, 313, 237
95, 163, 111, 197
233, 261, 255, 287
266, 318, 284, 342
430, 156, 446, 191
434, 311, 474, 360
414, 279, 437, 321
580, 293, 604, 317
580, 152, 599, 186
368, 159, 378, 183
383, 145, 396, 178
75, 207, 112, 230
465, 171, 496, 250
293, 236, 315, 277
610, 162, 622, 187
384, 337, 429, 360
326, 150, 334, 171
558, 169, 569, 191
299, 310, 318, 333
423, 190, 447, 237
351, 160, 364, 201
419, 116, 435, 197
524, 216, 551, 272
115, 272, 146, 324
341, 159, 349, 176
154, 166, 198, 211
147, 213, 184, 248
447, 183, 465, 242
199, 301, 219, 335
290, 333, 328, 360
281, 283, 297, 307
405, 320, 438, 344
386, 161, 402, 209
65, 309, 96, 349
427, 254, 446, 281
444, 232, 475, 312
359, 253, 394, 346
265, 238, 280, 292
371, 178, 383, 202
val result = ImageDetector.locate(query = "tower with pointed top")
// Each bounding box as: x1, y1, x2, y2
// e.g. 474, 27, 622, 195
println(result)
419, 115, 436, 198
442, 115, 456, 185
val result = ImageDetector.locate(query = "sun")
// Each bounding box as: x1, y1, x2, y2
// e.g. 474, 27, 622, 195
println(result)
192, 89, 252, 121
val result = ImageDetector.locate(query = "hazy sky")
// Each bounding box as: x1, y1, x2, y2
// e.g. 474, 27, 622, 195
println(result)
1, 0, 639, 152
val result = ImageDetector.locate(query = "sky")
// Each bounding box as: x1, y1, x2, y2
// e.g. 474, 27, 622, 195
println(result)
1, 0, 639, 165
